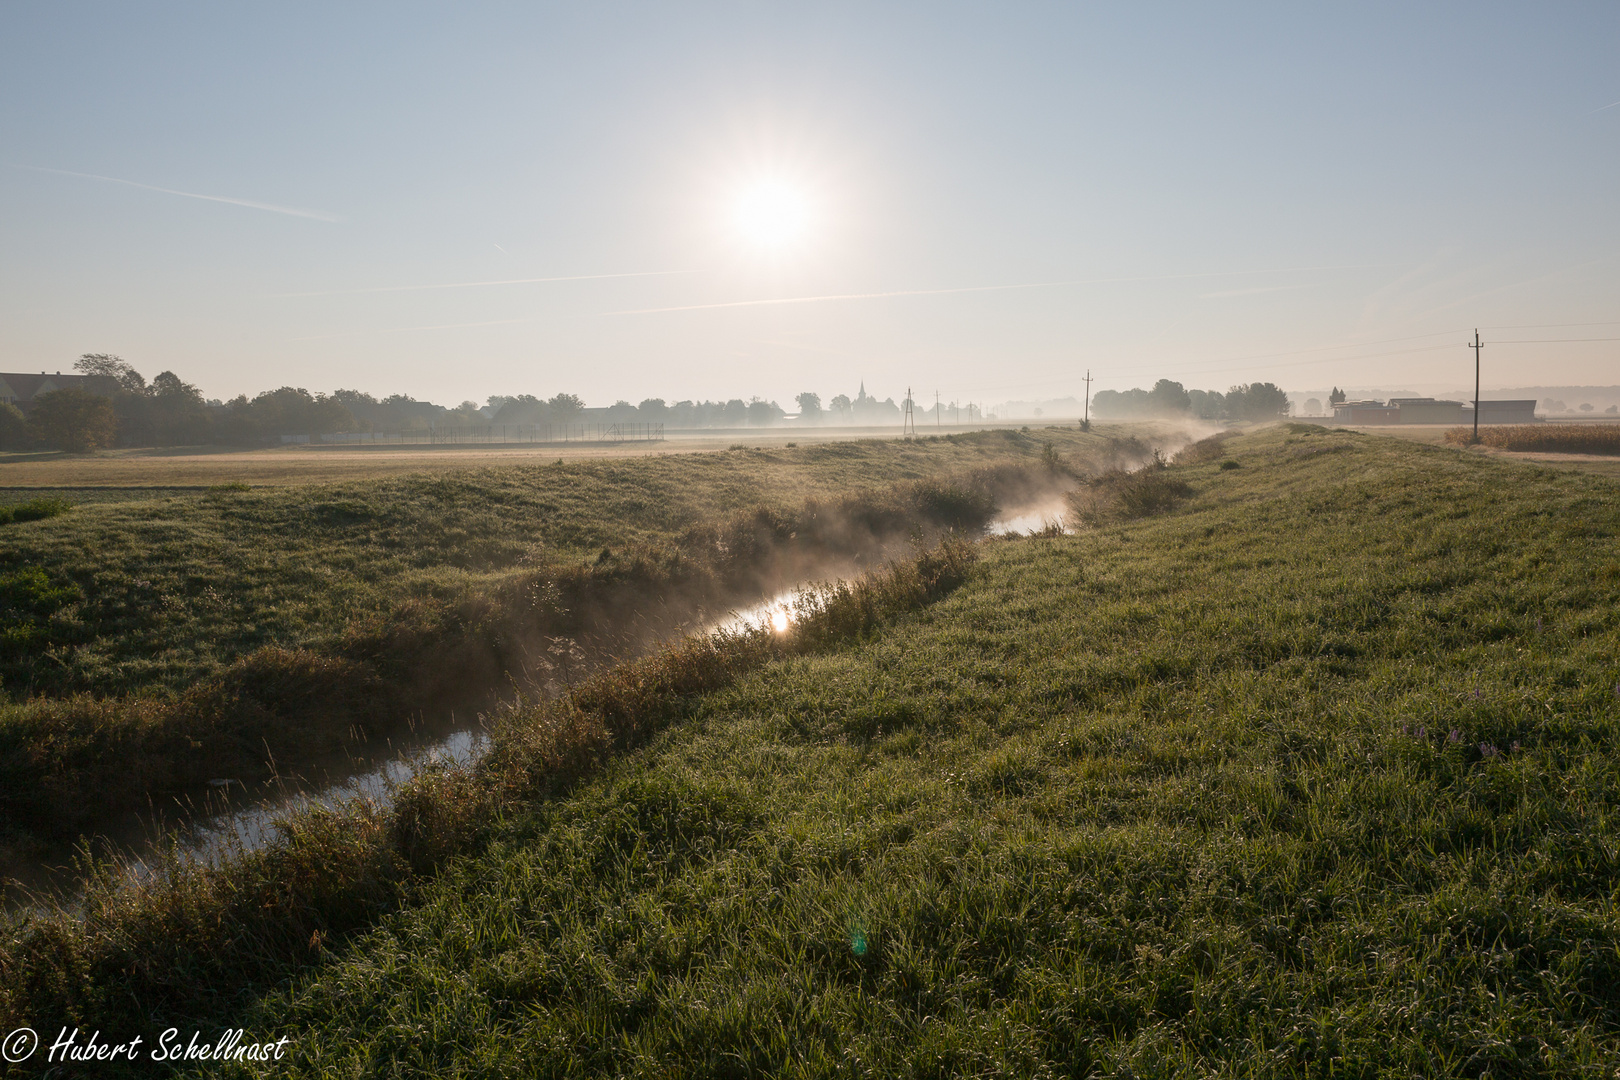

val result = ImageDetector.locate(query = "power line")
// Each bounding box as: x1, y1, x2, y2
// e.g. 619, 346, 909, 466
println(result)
1482, 320, 1620, 330
1487, 337, 1620, 344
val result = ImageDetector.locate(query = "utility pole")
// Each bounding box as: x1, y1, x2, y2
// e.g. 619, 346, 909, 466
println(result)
1469, 330, 1484, 444
902, 386, 916, 439
1082, 369, 1092, 431
935, 389, 940, 427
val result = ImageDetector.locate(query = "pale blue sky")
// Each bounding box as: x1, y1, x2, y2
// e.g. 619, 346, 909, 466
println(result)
2, 3, 1616, 406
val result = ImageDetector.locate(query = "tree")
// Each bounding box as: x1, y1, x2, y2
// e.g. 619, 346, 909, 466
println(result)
149, 370, 211, 445
1304, 398, 1323, 416
795, 392, 822, 422
0, 402, 27, 450
1188, 389, 1226, 420
1147, 379, 1191, 414
73, 354, 156, 445
828, 394, 852, 421
490, 394, 543, 425
1226, 382, 1291, 421
447, 400, 485, 424
1328, 387, 1347, 407
28, 388, 118, 452
216, 387, 357, 443
638, 398, 669, 422
74, 353, 146, 394
547, 393, 585, 421
1091, 388, 1151, 418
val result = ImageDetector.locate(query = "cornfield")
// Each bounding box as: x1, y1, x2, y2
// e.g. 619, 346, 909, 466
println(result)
1444, 424, 1620, 455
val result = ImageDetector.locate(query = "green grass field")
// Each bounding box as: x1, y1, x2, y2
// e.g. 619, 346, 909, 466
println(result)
0, 433, 1092, 698
0, 428, 1114, 856
5, 424, 1620, 1077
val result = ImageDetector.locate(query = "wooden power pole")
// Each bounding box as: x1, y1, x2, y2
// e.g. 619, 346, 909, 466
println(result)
1469, 330, 1484, 444
1082, 369, 1092, 431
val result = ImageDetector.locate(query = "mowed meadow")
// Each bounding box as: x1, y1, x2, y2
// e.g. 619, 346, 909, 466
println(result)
4, 424, 1617, 1077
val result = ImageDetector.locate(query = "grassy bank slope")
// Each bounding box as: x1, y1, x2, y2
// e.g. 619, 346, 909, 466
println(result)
0, 431, 1102, 699
0, 429, 1125, 854
178, 425, 1620, 1077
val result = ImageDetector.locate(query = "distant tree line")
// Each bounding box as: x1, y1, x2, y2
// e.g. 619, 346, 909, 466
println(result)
10, 352, 1163, 453
3, 355, 824, 452
488, 394, 791, 428
1091, 379, 1292, 421
0, 355, 217, 453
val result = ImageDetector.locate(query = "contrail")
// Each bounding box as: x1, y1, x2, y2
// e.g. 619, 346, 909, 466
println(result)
1593, 99, 1620, 113
594, 264, 1376, 316
279, 269, 695, 298
14, 164, 342, 221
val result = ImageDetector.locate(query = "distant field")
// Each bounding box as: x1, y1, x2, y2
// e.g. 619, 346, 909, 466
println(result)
0, 424, 1052, 489
1321, 423, 1620, 478
9, 425, 1620, 1076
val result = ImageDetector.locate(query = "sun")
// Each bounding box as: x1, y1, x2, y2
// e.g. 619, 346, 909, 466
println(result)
732, 178, 812, 250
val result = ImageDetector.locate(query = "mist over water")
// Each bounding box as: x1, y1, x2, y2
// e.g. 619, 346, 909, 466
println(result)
987, 502, 1070, 535
3, 572, 848, 909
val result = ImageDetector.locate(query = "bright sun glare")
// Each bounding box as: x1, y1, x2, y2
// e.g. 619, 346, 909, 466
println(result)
732, 179, 812, 250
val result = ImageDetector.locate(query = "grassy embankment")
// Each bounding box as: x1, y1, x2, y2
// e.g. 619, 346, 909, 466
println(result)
0, 430, 1119, 855
149, 425, 1619, 1076
1, 535, 985, 1070
1446, 423, 1620, 456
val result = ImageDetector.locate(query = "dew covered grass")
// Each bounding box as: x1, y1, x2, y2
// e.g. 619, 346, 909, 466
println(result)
0, 429, 1123, 851
0, 431, 1097, 699
140, 424, 1620, 1077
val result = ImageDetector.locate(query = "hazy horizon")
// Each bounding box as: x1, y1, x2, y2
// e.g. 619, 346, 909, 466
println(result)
3, 3, 1617, 409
